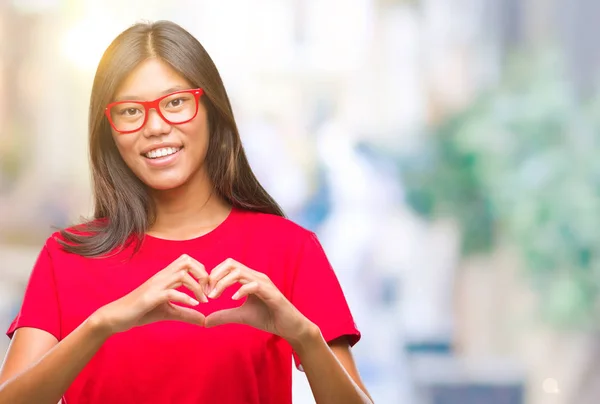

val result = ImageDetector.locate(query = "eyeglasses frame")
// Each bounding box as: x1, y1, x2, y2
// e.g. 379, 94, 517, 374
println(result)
104, 88, 204, 134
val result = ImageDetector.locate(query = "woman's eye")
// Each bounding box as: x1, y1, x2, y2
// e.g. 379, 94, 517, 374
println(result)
119, 107, 141, 116
168, 98, 185, 107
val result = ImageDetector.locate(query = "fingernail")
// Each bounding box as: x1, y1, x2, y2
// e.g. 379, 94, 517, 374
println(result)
208, 289, 217, 299
190, 298, 200, 306
231, 292, 240, 300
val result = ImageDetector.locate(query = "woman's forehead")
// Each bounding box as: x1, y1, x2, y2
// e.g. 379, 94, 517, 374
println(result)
114, 58, 192, 101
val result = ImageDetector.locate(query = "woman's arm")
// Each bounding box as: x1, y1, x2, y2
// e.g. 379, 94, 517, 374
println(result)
291, 327, 373, 404
205, 258, 374, 403
0, 317, 110, 404
0, 254, 208, 404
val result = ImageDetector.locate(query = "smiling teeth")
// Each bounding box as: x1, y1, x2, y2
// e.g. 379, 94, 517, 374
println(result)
145, 147, 181, 159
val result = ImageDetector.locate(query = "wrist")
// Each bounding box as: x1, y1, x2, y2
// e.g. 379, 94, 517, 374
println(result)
287, 320, 321, 354
87, 310, 116, 340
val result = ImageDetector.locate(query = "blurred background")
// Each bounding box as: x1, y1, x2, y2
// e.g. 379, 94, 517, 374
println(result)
1, 0, 600, 403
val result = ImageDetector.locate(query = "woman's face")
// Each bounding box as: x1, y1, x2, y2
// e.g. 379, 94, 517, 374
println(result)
109, 58, 209, 191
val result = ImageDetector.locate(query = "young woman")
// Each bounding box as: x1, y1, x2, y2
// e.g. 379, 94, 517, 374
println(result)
0, 20, 372, 404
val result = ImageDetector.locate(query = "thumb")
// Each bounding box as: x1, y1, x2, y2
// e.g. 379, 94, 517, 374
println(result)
205, 308, 245, 328
167, 303, 206, 326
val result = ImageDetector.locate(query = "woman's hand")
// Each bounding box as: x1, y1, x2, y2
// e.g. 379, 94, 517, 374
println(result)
204, 258, 316, 346
92, 254, 210, 335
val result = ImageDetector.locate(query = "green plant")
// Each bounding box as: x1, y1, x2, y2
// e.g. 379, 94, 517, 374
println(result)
401, 51, 600, 329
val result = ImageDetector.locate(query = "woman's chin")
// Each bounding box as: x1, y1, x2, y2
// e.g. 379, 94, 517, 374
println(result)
143, 177, 187, 192
137, 166, 205, 193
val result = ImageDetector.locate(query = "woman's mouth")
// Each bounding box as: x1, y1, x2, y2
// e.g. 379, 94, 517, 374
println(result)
142, 146, 184, 168
144, 146, 183, 159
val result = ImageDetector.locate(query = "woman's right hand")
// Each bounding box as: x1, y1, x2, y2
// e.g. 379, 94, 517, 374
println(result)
91, 254, 209, 335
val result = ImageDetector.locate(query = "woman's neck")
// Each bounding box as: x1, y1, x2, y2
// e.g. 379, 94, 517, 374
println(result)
148, 171, 232, 240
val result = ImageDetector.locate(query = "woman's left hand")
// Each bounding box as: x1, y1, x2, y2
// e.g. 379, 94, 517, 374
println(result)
204, 258, 316, 345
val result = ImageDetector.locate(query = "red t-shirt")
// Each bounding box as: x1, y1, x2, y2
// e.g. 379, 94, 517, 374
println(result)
7, 207, 360, 404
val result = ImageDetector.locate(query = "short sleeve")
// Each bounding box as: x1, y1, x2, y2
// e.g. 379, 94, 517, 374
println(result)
7, 243, 61, 340
290, 231, 360, 369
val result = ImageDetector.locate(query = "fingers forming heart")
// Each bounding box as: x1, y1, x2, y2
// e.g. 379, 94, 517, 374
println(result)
200, 259, 278, 330
207, 258, 256, 299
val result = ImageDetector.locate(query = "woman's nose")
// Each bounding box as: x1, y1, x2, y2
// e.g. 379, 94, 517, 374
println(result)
142, 108, 171, 136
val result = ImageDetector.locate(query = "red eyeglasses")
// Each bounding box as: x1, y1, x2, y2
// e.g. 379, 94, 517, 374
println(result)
105, 88, 204, 134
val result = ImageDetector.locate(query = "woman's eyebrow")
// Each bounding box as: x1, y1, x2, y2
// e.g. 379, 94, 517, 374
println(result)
113, 85, 188, 102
